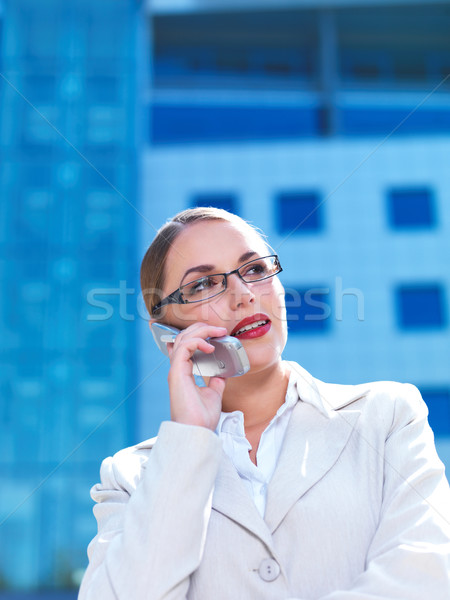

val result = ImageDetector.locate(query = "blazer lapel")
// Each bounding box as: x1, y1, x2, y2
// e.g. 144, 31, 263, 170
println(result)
264, 372, 366, 534
212, 450, 274, 550
211, 362, 369, 545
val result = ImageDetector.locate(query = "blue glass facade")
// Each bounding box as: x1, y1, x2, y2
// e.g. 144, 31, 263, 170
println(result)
0, 0, 138, 592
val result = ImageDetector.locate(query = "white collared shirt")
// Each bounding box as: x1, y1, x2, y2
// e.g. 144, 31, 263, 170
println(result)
215, 369, 299, 517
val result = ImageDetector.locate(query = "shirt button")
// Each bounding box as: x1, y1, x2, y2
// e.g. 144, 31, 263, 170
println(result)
258, 558, 280, 582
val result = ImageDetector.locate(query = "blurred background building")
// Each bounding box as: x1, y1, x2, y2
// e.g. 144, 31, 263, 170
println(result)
0, 0, 449, 595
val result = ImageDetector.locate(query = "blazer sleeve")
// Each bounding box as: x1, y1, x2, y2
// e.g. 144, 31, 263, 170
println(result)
78, 421, 223, 600
288, 383, 450, 600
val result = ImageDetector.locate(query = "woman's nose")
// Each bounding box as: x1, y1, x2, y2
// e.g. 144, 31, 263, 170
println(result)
226, 273, 256, 309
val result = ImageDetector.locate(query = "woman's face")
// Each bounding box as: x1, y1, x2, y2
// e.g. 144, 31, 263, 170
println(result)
154, 219, 288, 374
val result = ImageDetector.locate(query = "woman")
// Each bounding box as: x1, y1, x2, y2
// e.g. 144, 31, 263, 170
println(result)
79, 207, 450, 600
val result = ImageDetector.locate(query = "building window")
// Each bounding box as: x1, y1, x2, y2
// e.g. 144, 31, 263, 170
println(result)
387, 187, 436, 229
396, 284, 446, 329
191, 193, 238, 214
153, 10, 318, 88
341, 49, 391, 82
285, 286, 331, 334
152, 104, 320, 144
420, 388, 450, 436
277, 191, 322, 235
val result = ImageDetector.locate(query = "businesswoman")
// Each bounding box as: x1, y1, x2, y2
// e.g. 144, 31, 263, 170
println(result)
79, 207, 450, 600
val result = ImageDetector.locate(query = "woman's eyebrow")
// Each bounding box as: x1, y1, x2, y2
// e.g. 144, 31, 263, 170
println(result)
181, 251, 258, 282
182, 264, 215, 281
238, 250, 257, 264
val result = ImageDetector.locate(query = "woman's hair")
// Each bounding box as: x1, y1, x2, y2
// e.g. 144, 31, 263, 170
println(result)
140, 207, 267, 318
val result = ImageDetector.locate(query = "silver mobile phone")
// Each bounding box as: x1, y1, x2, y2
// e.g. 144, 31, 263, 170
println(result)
150, 322, 250, 378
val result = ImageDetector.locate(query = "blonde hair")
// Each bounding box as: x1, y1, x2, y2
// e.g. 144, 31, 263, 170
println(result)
140, 207, 267, 317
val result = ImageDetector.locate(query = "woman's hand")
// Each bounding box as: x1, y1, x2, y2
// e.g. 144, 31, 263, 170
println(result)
166, 323, 228, 430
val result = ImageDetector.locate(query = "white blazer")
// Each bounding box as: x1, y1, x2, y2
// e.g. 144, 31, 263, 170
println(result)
78, 362, 450, 600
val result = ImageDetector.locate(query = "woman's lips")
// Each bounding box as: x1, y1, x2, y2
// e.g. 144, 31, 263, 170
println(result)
231, 314, 271, 340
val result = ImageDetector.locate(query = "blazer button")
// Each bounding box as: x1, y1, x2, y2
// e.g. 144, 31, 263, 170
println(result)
258, 558, 280, 582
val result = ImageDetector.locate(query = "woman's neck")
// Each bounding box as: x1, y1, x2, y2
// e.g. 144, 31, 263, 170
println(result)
221, 360, 291, 429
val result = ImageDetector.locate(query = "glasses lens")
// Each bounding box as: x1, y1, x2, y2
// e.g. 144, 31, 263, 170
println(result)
180, 274, 225, 302
239, 256, 280, 282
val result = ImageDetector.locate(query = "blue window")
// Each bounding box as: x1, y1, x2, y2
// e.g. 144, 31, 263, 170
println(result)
341, 49, 392, 82
25, 75, 57, 103
396, 284, 446, 329
277, 191, 322, 234
86, 76, 120, 104
388, 188, 436, 229
341, 107, 450, 136
152, 104, 320, 144
23, 164, 52, 188
285, 286, 331, 334
420, 388, 450, 436
87, 164, 117, 189
191, 193, 238, 214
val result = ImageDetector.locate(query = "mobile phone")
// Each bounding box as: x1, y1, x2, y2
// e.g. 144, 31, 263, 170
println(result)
150, 322, 250, 378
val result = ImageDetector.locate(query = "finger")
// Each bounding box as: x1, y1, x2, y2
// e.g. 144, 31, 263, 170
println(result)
172, 338, 215, 362
177, 323, 228, 341
207, 376, 227, 396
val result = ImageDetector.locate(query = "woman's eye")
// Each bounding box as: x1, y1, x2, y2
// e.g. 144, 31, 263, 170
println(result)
185, 276, 218, 296
244, 262, 266, 276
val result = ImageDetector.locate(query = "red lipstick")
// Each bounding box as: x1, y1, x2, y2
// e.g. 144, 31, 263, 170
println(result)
231, 313, 271, 340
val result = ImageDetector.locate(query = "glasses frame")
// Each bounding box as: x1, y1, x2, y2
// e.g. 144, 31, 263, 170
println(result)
151, 254, 282, 315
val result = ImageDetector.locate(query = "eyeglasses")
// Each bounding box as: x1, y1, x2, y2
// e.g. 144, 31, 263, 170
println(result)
152, 254, 282, 315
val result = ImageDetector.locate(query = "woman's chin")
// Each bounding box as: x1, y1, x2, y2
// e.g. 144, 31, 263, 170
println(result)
245, 346, 283, 374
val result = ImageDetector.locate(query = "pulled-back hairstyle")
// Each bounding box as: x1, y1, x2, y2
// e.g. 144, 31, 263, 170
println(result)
140, 207, 267, 318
